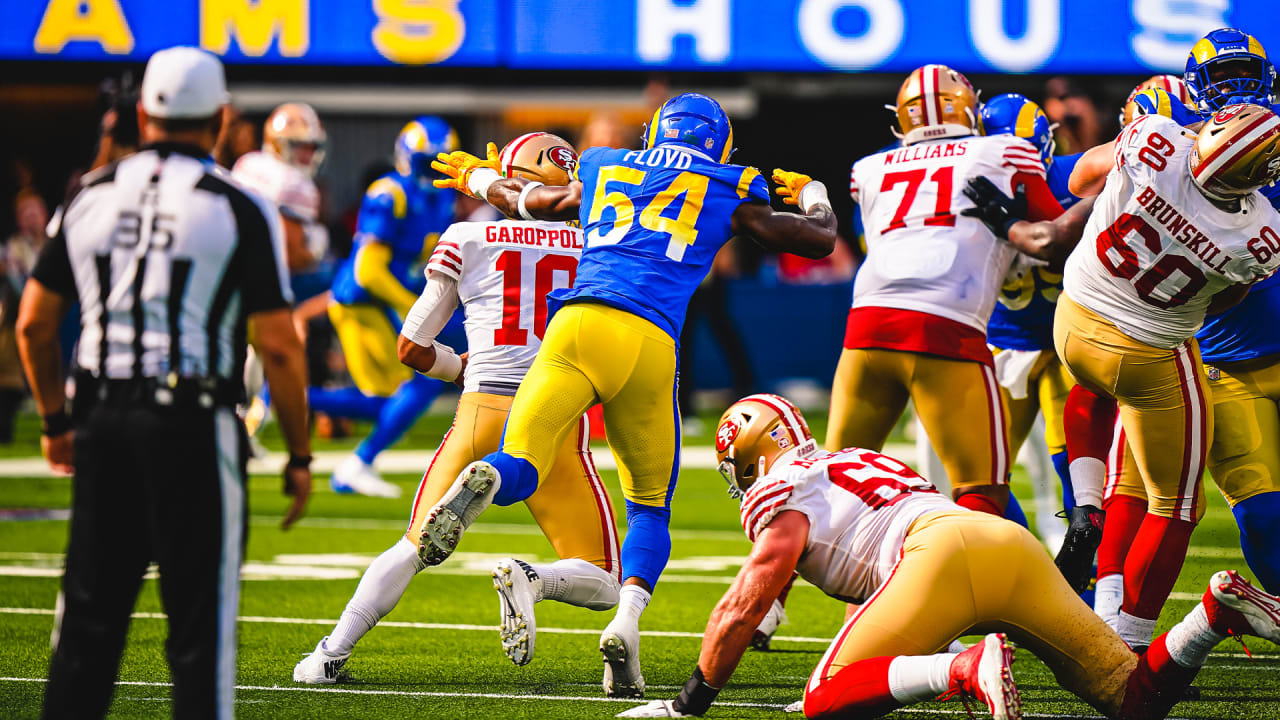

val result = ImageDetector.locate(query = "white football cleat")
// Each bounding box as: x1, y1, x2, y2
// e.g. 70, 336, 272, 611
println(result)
601, 620, 645, 698
292, 637, 351, 684
493, 558, 541, 665
783, 700, 804, 713
419, 461, 499, 566
1205, 569, 1280, 643
751, 599, 788, 650
616, 699, 692, 718
941, 632, 1021, 720
331, 455, 401, 498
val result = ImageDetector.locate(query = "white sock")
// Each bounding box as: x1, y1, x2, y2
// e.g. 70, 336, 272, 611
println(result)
328, 538, 425, 655
1094, 574, 1124, 629
1116, 610, 1158, 650
1163, 603, 1224, 668
1070, 458, 1105, 508
887, 654, 957, 703
536, 559, 620, 611
610, 584, 651, 628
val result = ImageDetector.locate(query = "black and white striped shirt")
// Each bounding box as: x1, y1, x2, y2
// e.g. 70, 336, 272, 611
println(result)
32, 143, 293, 388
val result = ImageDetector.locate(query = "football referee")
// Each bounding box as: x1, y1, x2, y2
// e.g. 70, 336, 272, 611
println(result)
16, 47, 313, 719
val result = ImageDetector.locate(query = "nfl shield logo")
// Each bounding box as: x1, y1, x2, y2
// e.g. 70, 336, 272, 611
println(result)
1206, 366, 1221, 381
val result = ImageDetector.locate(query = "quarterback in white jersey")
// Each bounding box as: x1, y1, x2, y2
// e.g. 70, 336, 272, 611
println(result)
293, 134, 622, 684
621, 395, 1280, 720
830, 64, 1066, 518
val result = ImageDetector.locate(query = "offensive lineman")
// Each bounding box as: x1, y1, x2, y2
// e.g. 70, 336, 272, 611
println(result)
294, 134, 622, 682
616, 395, 1280, 720
831, 65, 1068, 517
426, 93, 838, 696
974, 104, 1280, 651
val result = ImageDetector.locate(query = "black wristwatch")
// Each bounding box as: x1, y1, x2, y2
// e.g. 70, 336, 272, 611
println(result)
42, 409, 72, 437
286, 453, 313, 470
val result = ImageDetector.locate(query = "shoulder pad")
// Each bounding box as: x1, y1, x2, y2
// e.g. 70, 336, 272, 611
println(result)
364, 176, 408, 219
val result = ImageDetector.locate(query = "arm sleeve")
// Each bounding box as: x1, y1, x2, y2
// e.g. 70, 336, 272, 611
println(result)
236, 192, 294, 313
1012, 170, 1066, 222
400, 273, 460, 347
31, 226, 76, 299
353, 242, 419, 317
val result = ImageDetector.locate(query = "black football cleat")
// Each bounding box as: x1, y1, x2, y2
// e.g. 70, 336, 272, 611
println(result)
1054, 504, 1105, 594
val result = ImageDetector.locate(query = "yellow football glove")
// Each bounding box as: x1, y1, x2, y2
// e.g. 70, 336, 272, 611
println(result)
431, 142, 500, 197
772, 168, 812, 206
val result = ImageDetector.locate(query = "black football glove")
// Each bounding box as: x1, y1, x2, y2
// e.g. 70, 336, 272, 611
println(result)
961, 176, 1027, 240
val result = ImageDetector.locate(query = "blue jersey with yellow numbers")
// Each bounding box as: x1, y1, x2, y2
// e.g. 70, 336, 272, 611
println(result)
554, 145, 770, 340
331, 172, 454, 307
986, 153, 1082, 351
1198, 181, 1280, 363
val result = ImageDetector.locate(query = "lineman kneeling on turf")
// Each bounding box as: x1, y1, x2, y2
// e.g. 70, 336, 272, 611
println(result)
620, 394, 1280, 719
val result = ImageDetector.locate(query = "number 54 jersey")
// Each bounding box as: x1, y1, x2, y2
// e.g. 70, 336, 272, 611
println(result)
850, 134, 1059, 331
1063, 114, 1280, 349
426, 219, 582, 395
739, 447, 954, 604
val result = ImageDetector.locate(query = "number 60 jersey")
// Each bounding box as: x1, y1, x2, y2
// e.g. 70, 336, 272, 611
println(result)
850, 134, 1062, 331
739, 447, 953, 604
426, 219, 582, 394
1064, 114, 1280, 348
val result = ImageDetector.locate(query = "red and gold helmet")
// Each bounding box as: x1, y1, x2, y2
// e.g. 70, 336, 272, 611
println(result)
498, 132, 579, 186
714, 394, 817, 499
893, 64, 982, 146
1188, 103, 1280, 202
1120, 75, 1194, 126
263, 102, 326, 177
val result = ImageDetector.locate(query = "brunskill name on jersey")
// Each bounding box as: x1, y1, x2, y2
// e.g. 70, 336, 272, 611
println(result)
557, 145, 769, 340
427, 219, 582, 395
1064, 115, 1280, 350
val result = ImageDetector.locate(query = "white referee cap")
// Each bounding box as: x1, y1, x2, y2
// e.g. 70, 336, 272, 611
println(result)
141, 46, 229, 119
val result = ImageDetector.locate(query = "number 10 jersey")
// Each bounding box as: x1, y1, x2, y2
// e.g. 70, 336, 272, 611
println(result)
850, 134, 1048, 332
426, 219, 582, 395
1063, 114, 1280, 349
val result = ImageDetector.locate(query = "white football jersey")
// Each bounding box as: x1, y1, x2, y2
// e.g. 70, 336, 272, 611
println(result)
850, 134, 1046, 331
231, 151, 320, 224
739, 447, 955, 604
1064, 115, 1280, 348
427, 220, 582, 395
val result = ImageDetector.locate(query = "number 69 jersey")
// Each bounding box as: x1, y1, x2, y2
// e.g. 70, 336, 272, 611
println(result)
1063, 114, 1280, 349
739, 447, 954, 604
426, 219, 582, 395
850, 134, 1059, 331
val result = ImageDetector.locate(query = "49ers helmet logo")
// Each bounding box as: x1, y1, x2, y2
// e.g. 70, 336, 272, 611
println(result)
548, 146, 577, 172
715, 418, 741, 453
1214, 104, 1246, 123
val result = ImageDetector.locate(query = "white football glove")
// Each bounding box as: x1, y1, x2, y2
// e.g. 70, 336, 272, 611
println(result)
616, 699, 694, 718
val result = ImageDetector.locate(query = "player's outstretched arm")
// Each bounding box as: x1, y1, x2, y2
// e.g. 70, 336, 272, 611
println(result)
432, 144, 582, 221
1068, 140, 1116, 198
963, 176, 1095, 265
731, 170, 838, 259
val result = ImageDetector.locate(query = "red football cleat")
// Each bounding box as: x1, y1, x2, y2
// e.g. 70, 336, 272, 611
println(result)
939, 633, 1022, 720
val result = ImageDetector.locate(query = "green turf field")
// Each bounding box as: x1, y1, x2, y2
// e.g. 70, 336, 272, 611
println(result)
0, 410, 1276, 719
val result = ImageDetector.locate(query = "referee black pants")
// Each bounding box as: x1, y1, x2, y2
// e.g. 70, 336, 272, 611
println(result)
43, 403, 247, 720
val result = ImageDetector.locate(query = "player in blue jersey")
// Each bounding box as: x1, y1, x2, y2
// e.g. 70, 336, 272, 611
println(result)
309, 117, 460, 497
979, 93, 1083, 549
1065, 27, 1280, 613
427, 93, 837, 696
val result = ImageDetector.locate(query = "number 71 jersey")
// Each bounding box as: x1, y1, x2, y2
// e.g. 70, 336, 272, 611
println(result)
1063, 114, 1280, 349
427, 219, 582, 394
850, 134, 1043, 331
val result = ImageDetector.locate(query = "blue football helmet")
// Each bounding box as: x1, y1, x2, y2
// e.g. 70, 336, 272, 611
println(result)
644, 93, 734, 163
395, 116, 459, 185
1184, 28, 1275, 114
980, 93, 1056, 166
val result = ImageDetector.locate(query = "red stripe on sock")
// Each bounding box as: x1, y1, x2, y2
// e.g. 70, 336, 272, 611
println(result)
1099, 494, 1146, 578
1120, 633, 1200, 719
803, 656, 901, 719
1122, 514, 1196, 619
1064, 386, 1117, 464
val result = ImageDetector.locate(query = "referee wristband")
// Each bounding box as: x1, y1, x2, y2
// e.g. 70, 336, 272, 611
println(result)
516, 181, 544, 221
286, 453, 312, 470
673, 666, 720, 716
42, 409, 71, 437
